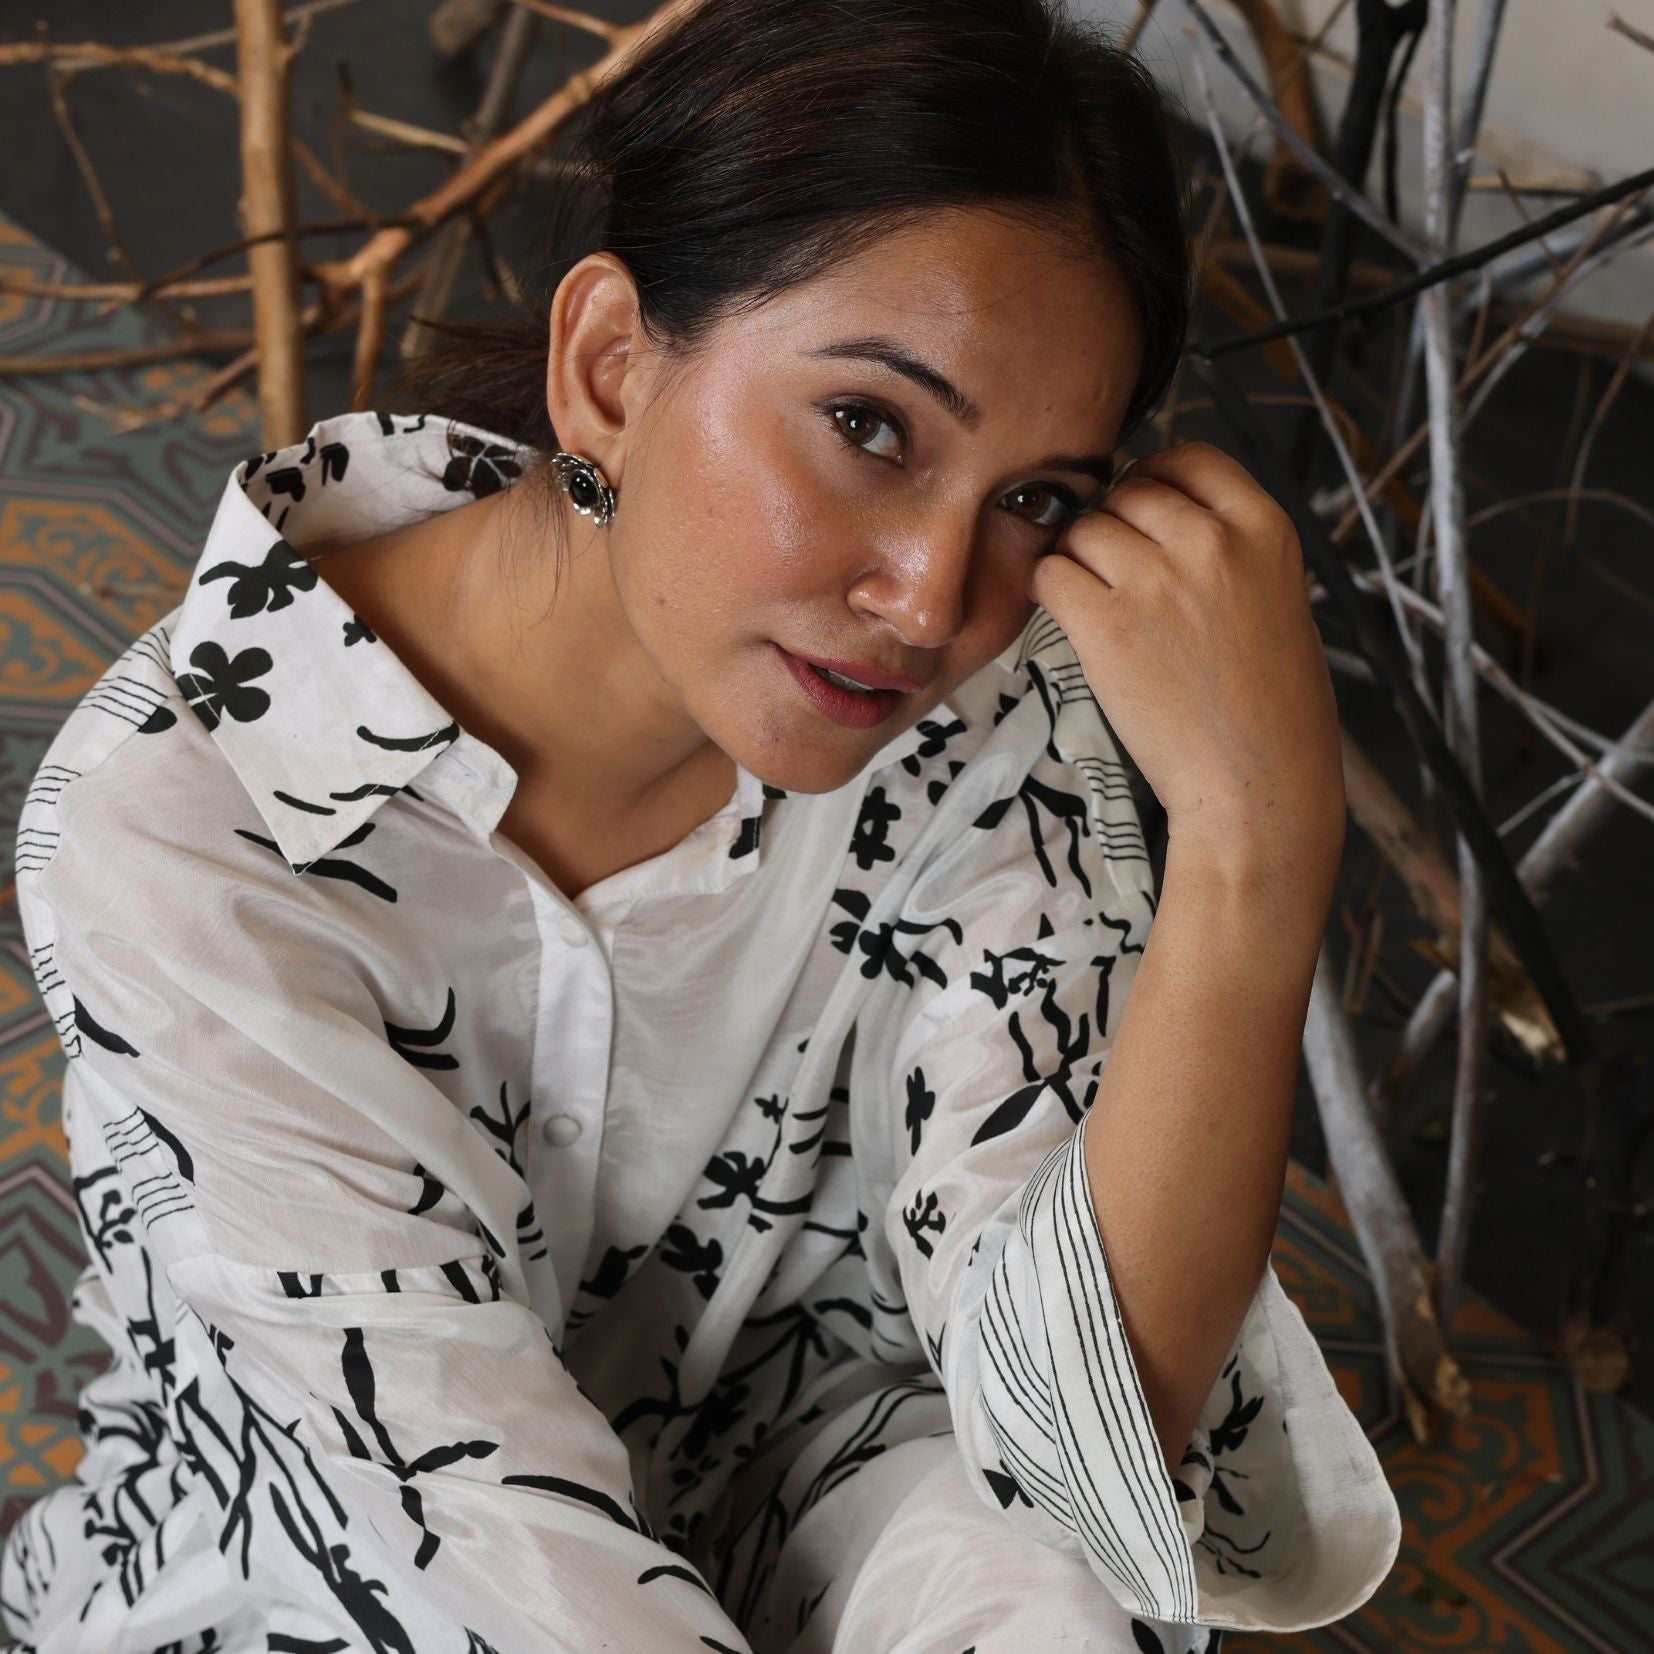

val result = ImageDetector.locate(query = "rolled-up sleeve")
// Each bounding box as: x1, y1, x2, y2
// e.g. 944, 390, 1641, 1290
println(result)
855, 730, 1400, 1634
33, 841, 754, 1653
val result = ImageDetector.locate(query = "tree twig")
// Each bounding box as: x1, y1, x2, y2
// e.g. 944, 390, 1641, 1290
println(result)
1376, 698, 1654, 1126
1330, 205, 1654, 546
1181, 0, 1436, 263
147, 0, 364, 57
1418, 0, 1491, 1324
234, 0, 308, 445
1339, 727, 1546, 1064
0, 332, 257, 375
0, 37, 239, 90
1124, 0, 1160, 52
508, 0, 618, 40
1195, 163, 1654, 360
1229, 0, 1328, 220
1287, 0, 1426, 477
1607, 10, 1654, 53
1563, 307, 1654, 548
1303, 944, 1471, 1439
312, 0, 701, 308
401, 0, 541, 360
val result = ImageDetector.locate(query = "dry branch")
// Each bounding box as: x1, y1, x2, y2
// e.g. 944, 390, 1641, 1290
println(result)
401, 1, 542, 361
1303, 944, 1470, 1438
0, 273, 256, 303
510, 1, 621, 41
1229, 0, 1327, 219
1329, 204, 1654, 547
235, 0, 308, 446
1339, 729, 1552, 1061
1418, 0, 1491, 1325
313, 0, 701, 313
1607, 10, 1654, 53
1376, 697, 1654, 1123
1181, 0, 1435, 263
0, 333, 257, 375
0, 38, 240, 90
1197, 163, 1654, 360
150, 0, 364, 57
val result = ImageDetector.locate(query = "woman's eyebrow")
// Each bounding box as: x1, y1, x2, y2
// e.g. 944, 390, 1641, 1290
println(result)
803, 334, 1115, 482
805, 335, 984, 428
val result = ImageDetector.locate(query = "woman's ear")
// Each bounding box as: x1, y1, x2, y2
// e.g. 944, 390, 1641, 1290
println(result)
543, 251, 645, 484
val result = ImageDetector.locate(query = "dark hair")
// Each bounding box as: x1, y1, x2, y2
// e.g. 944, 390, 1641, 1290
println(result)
390, 0, 1191, 560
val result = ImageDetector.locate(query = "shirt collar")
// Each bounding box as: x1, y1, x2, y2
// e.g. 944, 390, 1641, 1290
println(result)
170, 410, 1046, 878
171, 411, 523, 874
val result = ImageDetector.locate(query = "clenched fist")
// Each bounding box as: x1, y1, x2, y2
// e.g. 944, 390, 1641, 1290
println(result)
1030, 440, 1345, 907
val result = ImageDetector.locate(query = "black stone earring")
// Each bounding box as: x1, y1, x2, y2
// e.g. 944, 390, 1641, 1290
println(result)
550, 450, 616, 527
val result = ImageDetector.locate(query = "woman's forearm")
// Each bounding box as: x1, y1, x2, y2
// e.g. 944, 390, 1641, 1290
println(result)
1079, 834, 1332, 1476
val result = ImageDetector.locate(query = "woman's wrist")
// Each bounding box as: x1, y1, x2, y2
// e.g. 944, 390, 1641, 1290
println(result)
1164, 808, 1342, 928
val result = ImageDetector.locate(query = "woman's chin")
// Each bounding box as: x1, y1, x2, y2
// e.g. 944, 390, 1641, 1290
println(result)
725, 724, 901, 797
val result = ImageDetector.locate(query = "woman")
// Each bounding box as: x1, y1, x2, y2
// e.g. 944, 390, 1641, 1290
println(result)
0, 0, 1399, 1649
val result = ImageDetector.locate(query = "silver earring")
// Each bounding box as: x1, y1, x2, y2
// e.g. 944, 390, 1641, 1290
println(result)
551, 449, 616, 527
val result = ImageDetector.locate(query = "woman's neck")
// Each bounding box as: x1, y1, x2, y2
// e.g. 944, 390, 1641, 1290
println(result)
302, 482, 726, 826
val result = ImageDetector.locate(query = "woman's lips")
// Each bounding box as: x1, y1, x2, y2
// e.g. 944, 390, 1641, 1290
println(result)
774, 643, 906, 729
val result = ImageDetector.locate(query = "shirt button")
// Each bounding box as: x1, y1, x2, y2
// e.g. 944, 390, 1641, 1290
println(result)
558, 915, 588, 948
541, 1113, 583, 1148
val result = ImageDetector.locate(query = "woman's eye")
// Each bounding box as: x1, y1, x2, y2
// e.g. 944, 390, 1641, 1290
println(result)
1002, 481, 1081, 533
827, 400, 904, 461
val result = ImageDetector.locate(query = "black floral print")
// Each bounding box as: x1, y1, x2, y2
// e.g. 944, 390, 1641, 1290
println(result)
441, 432, 523, 498
174, 639, 274, 729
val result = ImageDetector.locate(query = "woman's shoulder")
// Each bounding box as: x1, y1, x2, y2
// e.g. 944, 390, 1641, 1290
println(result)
15, 609, 306, 931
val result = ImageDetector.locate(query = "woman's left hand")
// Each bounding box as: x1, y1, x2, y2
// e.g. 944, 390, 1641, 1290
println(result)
1029, 440, 1345, 901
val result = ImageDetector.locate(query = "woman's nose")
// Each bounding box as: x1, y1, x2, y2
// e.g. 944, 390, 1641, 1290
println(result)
850, 522, 974, 650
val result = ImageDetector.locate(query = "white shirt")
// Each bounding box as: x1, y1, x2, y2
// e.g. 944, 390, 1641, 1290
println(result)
2, 411, 1398, 1653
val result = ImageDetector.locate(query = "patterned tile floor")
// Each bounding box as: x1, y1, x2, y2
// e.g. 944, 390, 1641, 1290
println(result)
2, 210, 1650, 1652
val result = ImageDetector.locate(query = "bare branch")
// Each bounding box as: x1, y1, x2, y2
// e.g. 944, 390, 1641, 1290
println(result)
1124, 0, 1161, 53
1607, 10, 1654, 54
1377, 696, 1654, 1119
0, 36, 235, 86
1416, 0, 1493, 1324
1331, 206, 1654, 546
401, 3, 541, 360
1303, 945, 1471, 1439
1180, 0, 1436, 263
235, 0, 308, 445
508, 0, 619, 41
1345, 572, 1654, 832
1196, 163, 1654, 360
312, 0, 701, 306
0, 273, 255, 302
1563, 308, 1654, 547
0, 332, 256, 374
147, 0, 364, 57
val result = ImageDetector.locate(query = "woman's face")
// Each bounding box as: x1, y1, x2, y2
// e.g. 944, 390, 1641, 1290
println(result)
578, 205, 1145, 796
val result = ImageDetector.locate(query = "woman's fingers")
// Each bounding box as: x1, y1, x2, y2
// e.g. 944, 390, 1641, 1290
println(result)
1047, 504, 1158, 592
1092, 471, 1207, 549
1125, 440, 1274, 520
1029, 534, 1118, 631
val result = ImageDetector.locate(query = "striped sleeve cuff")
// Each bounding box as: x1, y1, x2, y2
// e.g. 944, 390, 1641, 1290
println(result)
972, 1108, 1401, 1632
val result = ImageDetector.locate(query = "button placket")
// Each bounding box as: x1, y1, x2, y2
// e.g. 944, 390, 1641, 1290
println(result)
529, 893, 612, 1309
